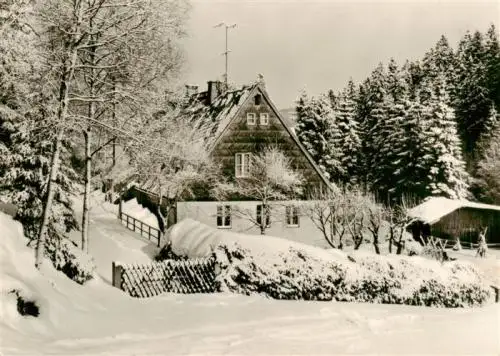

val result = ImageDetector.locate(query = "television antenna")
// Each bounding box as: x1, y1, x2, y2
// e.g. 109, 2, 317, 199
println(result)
214, 22, 237, 87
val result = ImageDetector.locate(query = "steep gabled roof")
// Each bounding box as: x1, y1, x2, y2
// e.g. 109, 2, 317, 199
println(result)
408, 197, 500, 224
186, 84, 256, 149
184, 82, 334, 189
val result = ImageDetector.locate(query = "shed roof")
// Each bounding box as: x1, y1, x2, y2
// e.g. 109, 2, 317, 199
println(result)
408, 197, 500, 224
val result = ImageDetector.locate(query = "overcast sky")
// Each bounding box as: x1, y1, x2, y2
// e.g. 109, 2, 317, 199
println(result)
183, 0, 499, 109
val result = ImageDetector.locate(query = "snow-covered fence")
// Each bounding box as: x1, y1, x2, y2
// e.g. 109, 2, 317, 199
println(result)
119, 212, 161, 247
112, 259, 218, 297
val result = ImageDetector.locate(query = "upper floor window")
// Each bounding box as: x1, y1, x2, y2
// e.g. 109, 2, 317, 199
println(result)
260, 113, 269, 125
286, 206, 299, 227
256, 204, 271, 227
217, 205, 231, 228
247, 113, 256, 125
254, 94, 262, 106
235, 153, 251, 178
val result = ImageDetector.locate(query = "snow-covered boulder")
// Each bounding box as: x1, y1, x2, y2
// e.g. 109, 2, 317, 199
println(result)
163, 218, 346, 261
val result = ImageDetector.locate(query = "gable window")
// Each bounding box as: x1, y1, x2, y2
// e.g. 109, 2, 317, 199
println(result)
254, 94, 262, 106
235, 153, 251, 178
247, 113, 256, 125
256, 204, 271, 227
217, 205, 231, 228
286, 206, 299, 227
260, 113, 269, 125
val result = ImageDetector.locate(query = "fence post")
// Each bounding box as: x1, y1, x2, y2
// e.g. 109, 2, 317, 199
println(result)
492, 285, 499, 303
112, 262, 124, 289
118, 193, 123, 219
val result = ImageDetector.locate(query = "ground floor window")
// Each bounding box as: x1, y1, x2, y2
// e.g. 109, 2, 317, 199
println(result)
217, 205, 231, 228
256, 204, 271, 227
286, 205, 299, 227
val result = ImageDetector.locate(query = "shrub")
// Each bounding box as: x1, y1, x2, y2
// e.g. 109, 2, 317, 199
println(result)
212, 241, 491, 307
49, 239, 95, 284
9, 290, 39, 317
155, 241, 189, 261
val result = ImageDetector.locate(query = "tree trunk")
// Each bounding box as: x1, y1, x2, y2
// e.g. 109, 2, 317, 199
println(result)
388, 226, 394, 254
35, 129, 64, 269
82, 17, 97, 253
35, 12, 81, 267
354, 234, 363, 250
81, 128, 91, 253
372, 231, 380, 254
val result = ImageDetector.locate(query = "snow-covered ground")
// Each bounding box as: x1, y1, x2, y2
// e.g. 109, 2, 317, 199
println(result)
1, 197, 499, 355
120, 196, 159, 229
68, 191, 159, 283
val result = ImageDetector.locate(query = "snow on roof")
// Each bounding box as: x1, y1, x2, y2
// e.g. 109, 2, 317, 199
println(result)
185, 84, 256, 149
408, 197, 500, 224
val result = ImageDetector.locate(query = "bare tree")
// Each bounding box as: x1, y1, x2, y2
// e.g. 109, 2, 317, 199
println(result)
214, 147, 304, 235
34, 0, 86, 268
109, 113, 221, 236
305, 188, 347, 249
386, 199, 416, 254
476, 226, 488, 258
365, 194, 385, 254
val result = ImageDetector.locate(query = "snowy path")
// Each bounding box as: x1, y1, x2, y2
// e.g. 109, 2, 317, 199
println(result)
69, 193, 159, 283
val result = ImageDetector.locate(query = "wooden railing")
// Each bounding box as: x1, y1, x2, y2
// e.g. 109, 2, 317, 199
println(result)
119, 212, 161, 247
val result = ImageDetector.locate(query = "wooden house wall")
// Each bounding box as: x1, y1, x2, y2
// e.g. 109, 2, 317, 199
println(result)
211, 90, 324, 197
429, 208, 500, 244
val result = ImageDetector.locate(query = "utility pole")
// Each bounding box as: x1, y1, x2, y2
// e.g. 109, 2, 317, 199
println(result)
214, 22, 236, 88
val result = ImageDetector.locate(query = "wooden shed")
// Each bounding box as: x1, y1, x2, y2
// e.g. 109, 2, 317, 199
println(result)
408, 197, 500, 245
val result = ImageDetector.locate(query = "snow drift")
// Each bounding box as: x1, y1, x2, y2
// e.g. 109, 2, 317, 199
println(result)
165, 219, 492, 307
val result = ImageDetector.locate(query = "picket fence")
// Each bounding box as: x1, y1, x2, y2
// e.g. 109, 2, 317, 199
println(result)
112, 258, 218, 298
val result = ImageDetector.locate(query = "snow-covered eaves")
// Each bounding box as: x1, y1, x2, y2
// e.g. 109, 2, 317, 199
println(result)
408, 197, 500, 225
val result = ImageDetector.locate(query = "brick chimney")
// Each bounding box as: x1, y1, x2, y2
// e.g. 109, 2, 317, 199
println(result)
207, 80, 223, 105
185, 84, 198, 97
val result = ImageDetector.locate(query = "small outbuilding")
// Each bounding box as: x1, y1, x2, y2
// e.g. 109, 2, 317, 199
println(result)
408, 197, 500, 245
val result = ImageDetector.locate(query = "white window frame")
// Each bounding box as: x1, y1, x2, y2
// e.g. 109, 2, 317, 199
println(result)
235, 153, 251, 178
260, 113, 269, 125
286, 205, 300, 227
247, 113, 256, 125
216, 205, 232, 228
256, 204, 271, 227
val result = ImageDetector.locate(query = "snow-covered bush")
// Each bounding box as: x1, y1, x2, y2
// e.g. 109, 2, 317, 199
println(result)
212, 241, 491, 307
48, 239, 95, 284
9, 289, 39, 317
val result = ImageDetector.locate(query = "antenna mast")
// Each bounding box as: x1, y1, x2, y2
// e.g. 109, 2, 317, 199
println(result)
214, 22, 237, 88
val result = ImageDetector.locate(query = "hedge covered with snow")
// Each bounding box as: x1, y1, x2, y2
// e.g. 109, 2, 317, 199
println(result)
212, 242, 491, 307
164, 219, 491, 307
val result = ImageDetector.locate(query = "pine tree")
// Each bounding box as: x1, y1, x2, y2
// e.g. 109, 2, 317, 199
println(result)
356, 63, 388, 189
334, 80, 361, 184
474, 117, 500, 204
295, 91, 343, 182
423, 76, 469, 199
453, 30, 496, 169
484, 24, 500, 112
370, 60, 410, 201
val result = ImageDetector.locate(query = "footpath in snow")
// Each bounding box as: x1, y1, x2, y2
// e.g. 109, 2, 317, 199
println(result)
68, 192, 159, 283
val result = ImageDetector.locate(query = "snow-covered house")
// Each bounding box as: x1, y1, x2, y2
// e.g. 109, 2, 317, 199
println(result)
134, 79, 334, 247
408, 197, 500, 245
